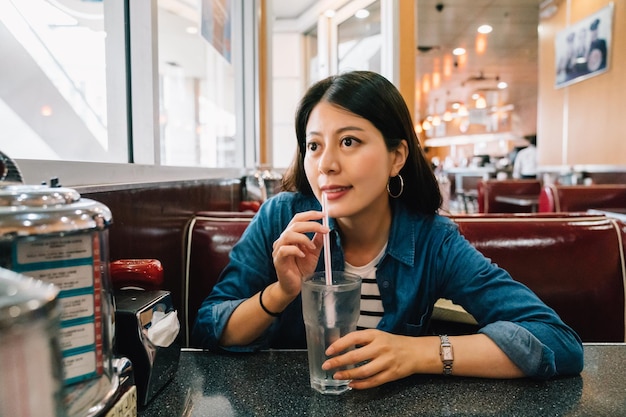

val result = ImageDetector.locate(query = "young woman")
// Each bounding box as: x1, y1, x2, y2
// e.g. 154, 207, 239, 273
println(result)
192, 71, 583, 389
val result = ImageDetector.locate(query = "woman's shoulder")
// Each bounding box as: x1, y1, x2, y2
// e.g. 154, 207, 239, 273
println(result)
393, 201, 457, 231
431, 213, 458, 228
416, 213, 459, 236
391, 204, 459, 244
387, 205, 461, 265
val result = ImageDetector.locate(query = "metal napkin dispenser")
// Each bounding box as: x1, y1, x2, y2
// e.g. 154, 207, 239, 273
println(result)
114, 290, 180, 407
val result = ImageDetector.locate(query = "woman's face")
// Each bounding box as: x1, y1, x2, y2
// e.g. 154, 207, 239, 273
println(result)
303, 101, 406, 219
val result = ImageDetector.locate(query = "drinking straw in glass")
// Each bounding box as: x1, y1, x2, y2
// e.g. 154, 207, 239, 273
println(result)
322, 192, 332, 285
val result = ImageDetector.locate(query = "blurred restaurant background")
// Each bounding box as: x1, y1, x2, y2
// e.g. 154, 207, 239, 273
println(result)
1, 0, 623, 206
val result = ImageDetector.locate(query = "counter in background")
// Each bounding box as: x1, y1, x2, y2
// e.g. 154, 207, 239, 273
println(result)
540, 164, 626, 186
445, 166, 496, 195
444, 167, 496, 213
139, 344, 625, 417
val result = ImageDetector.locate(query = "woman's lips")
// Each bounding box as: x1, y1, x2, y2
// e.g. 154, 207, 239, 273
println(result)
323, 186, 351, 200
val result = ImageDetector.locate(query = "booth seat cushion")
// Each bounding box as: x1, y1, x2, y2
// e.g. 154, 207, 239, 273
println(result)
182, 211, 254, 345
450, 214, 626, 342
477, 179, 541, 213
539, 184, 626, 212
182, 211, 626, 345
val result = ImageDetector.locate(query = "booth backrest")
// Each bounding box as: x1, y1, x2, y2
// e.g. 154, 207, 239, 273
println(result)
477, 179, 541, 213
182, 211, 255, 345
585, 171, 626, 184
539, 184, 626, 212
183, 212, 626, 345
450, 214, 626, 342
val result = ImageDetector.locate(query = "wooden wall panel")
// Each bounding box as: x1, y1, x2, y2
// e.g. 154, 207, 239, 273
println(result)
538, 0, 626, 166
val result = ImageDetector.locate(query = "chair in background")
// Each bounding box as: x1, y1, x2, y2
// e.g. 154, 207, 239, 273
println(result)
539, 184, 626, 212
450, 174, 484, 214
477, 179, 541, 213
584, 171, 626, 184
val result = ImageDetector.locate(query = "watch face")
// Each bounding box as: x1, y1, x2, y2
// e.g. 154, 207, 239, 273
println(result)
442, 346, 453, 361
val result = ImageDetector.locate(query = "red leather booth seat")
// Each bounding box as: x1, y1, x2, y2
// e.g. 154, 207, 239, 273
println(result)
477, 179, 542, 213
451, 214, 626, 342
183, 211, 626, 346
182, 211, 254, 345
539, 184, 626, 212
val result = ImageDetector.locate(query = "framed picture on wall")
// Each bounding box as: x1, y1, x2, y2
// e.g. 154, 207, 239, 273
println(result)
555, 3, 613, 88
201, 0, 232, 63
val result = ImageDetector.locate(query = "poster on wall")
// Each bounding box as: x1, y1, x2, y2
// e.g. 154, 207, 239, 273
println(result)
201, 0, 232, 63
554, 3, 613, 88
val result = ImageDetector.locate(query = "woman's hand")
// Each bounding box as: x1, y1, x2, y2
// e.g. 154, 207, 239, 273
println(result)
272, 210, 328, 298
221, 210, 328, 347
322, 329, 423, 390
322, 331, 525, 388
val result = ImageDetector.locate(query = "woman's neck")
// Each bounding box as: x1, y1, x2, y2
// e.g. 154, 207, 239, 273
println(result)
338, 200, 392, 267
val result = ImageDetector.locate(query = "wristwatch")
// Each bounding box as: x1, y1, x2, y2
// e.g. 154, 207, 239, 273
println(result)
439, 335, 454, 375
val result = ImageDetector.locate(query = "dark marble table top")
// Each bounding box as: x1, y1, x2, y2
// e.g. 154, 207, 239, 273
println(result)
139, 343, 626, 417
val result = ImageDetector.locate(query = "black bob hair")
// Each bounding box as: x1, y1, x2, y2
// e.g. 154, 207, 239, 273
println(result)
282, 70, 442, 215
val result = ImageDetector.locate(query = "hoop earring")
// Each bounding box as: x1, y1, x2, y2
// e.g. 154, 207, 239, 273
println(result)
387, 174, 404, 198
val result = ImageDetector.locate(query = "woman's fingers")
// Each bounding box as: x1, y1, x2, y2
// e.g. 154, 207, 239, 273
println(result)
322, 330, 417, 389
325, 329, 376, 357
272, 210, 329, 292
273, 210, 327, 253
323, 331, 374, 366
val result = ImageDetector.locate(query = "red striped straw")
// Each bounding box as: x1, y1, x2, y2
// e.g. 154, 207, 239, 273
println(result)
322, 192, 332, 285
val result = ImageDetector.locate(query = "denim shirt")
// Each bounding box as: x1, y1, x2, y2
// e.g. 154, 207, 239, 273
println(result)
192, 192, 583, 379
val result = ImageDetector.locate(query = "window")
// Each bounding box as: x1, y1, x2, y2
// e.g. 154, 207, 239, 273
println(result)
0, 0, 127, 163
337, 1, 381, 73
1, 0, 257, 187
157, 0, 238, 167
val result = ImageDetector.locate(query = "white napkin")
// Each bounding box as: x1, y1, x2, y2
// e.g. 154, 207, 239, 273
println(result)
146, 310, 180, 347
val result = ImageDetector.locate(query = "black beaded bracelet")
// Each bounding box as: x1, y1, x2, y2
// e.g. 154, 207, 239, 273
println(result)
259, 287, 281, 317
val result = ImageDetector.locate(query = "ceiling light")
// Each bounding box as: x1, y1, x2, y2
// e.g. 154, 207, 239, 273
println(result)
475, 35, 487, 54
324, 9, 335, 18
41, 105, 53, 117
355, 9, 370, 19
443, 55, 453, 77
497, 81, 508, 89
477, 25, 493, 34
452, 47, 466, 56
432, 72, 441, 88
